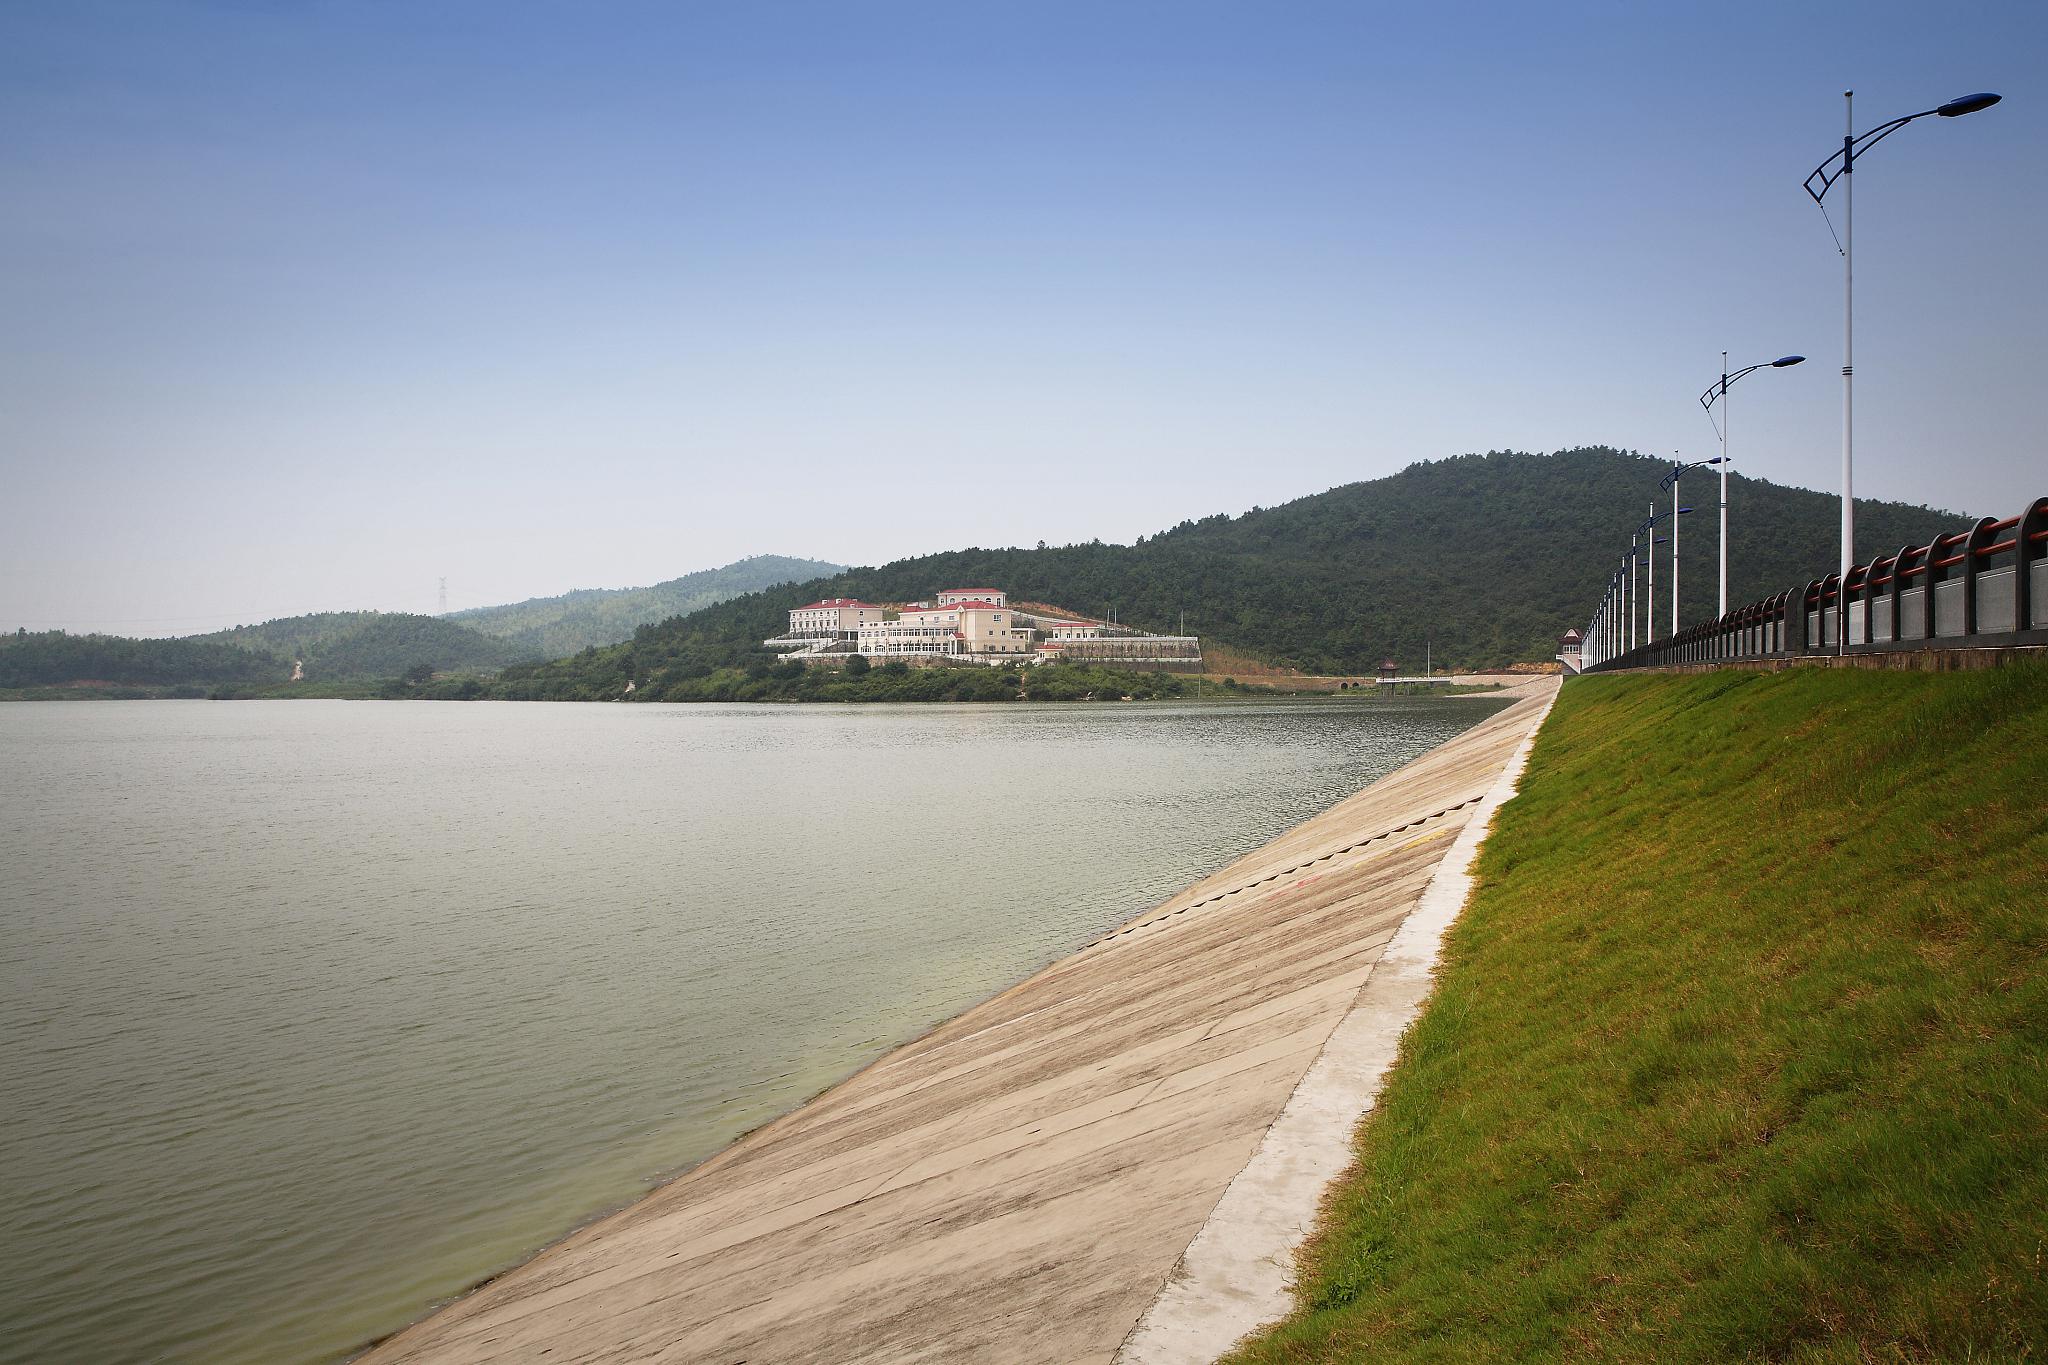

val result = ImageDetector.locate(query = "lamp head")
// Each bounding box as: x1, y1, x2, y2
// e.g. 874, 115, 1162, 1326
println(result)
1678, 506, 1695, 514
1936, 92, 2001, 117
1772, 354, 1806, 367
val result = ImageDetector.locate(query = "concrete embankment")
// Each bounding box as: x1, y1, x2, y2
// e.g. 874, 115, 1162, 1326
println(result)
362, 678, 1559, 1365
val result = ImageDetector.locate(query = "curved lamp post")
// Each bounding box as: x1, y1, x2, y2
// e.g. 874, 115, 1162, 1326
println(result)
1644, 499, 1687, 642
1645, 532, 1671, 644
1700, 354, 1805, 615
1659, 457, 1716, 633
1618, 548, 1632, 657
1627, 513, 1656, 652
1804, 90, 2000, 639
1598, 566, 1618, 666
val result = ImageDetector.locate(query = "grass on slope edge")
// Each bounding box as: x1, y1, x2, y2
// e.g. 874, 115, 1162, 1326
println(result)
1230, 663, 2048, 1364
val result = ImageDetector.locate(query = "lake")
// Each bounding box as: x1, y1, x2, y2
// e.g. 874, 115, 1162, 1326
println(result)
0, 695, 1503, 1363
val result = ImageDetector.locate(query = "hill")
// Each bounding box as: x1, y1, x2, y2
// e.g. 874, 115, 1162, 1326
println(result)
194, 611, 535, 680
450, 554, 846, 657
496, 447, 1967, 697
1234, 663, 2048, 1362
0, 629, 289, 693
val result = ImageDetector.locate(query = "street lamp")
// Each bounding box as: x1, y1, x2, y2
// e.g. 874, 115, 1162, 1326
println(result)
1646, 533, 1670, 644
1618, 551, 1630, 657
1643, 495, 1688, 643
1627, 514, 1655, 652
1659, 457, 1716, 632
1803, 90, 2000, 629
1589, 569, 1621, 667
1700, 353, 1805, 615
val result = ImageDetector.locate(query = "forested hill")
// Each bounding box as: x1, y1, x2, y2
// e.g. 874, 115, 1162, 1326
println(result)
503, 447, 1967, 693
3, 610, 533, 694
192, 611, 535, 680
1, 630, 289, 691
450, 554, 846, 657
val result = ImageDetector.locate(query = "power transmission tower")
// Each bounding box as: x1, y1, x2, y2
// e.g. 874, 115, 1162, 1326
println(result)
438, 577, 447, 615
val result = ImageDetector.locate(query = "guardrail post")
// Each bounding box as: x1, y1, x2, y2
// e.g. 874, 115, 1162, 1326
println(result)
1786, 582, 1815, 656
2020, 498, 2048, 633
1842, 565, 1861, 648
1911, 543, 1936, 641
1882, 545, 1908, 645
1962, 516, 1998, 637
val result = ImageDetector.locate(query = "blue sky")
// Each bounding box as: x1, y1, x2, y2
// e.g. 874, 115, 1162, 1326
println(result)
2, 0, 2041, 631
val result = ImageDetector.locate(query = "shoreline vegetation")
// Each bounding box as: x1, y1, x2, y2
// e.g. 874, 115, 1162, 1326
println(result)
1231, 663, 2048, 1362
1, 668, 1508, 705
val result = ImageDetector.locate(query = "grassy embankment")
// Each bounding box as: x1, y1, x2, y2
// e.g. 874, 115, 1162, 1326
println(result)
1234, 663, 2047, 1363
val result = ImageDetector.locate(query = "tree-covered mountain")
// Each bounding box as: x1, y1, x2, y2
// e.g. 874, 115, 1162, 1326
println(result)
3, 611, 536, 695
0, 629, 289, 691
498, 447, 1971, 698
450, 554, 846, 657
193, 611, 536, 680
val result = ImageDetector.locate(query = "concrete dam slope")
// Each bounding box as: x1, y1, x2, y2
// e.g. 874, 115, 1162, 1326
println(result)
363, 679, 1559, 1365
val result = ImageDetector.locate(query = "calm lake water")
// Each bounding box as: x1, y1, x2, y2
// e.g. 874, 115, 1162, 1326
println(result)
0, 695, 1502, 1363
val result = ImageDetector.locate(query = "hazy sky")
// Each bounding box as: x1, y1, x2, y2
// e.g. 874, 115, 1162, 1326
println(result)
3, 1, 2041, 633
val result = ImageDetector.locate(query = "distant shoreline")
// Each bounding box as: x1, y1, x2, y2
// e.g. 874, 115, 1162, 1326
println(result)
2, 678, 1514, 704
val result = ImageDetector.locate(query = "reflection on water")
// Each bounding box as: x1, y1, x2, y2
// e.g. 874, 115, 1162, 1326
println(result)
0, 695, 1502, 1363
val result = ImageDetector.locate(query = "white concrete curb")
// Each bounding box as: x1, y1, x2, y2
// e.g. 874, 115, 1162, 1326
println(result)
1115, 687, 1559, 1364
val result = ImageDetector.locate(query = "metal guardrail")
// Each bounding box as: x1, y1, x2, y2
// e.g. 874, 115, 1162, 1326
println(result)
1581, 496, 2048, 671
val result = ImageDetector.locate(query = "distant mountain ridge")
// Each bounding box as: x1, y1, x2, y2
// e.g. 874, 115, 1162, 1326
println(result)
2, 609, 529, 692
1, 556, 841, 694
494, 446, 1973, 698
451, 554, 845, 657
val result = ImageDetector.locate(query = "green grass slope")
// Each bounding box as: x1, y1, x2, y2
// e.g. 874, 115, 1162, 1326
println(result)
1234, 664, 2048, 1363
449, 553, 846, 656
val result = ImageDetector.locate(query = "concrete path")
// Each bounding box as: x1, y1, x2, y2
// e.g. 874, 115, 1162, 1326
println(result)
362, 678, 1559, 1365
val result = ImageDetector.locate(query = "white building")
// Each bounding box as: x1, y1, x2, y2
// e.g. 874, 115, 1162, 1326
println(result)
775, 586, 1200, 669
856, 601, 1034, 660
786, 599, 888, 640
1039, 619, 1104, 640
935, 588, 1008, 609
